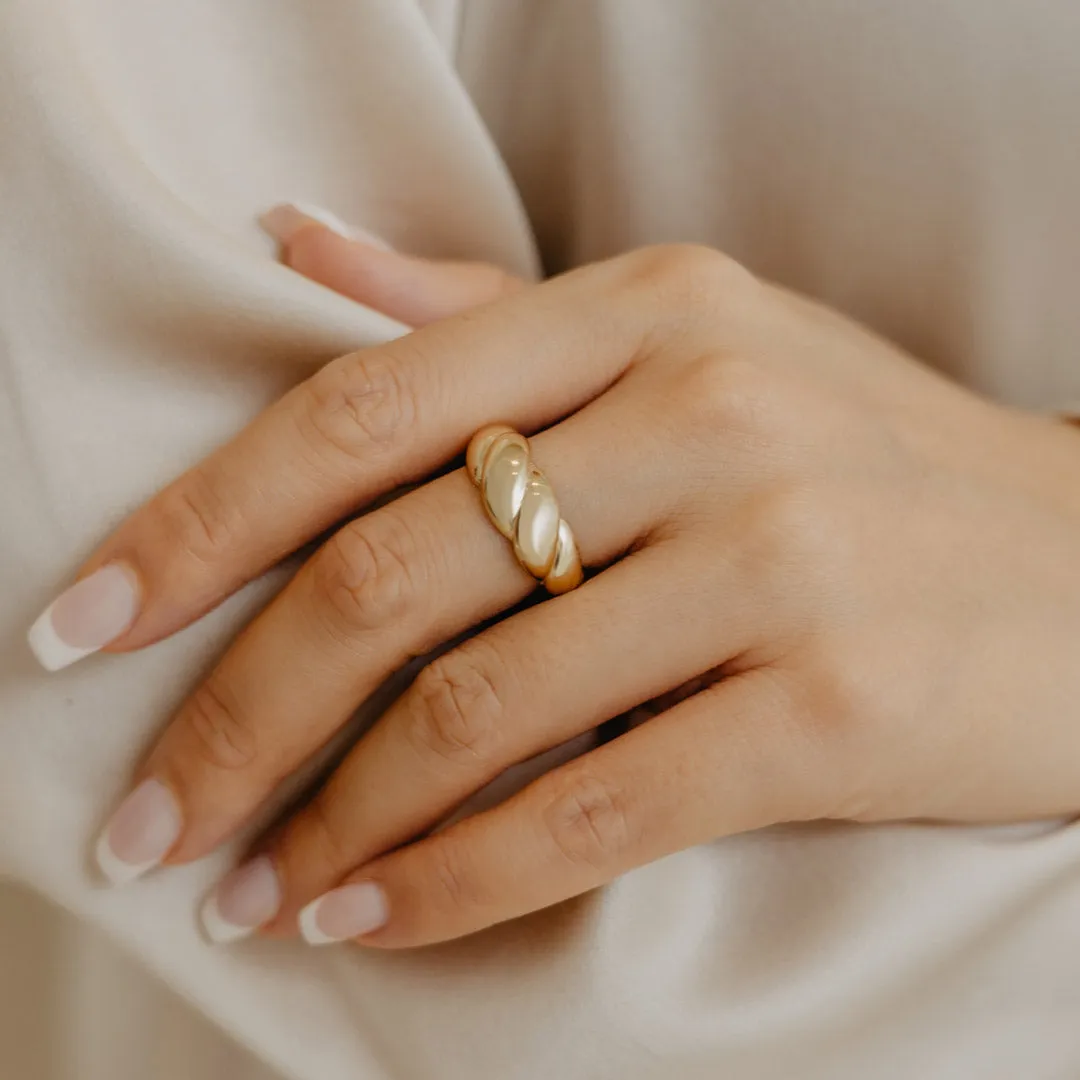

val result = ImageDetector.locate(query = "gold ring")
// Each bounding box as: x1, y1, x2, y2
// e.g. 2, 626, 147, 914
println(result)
466, 423, 584, 595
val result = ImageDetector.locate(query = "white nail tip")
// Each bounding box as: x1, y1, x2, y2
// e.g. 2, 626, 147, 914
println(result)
297, 898, 338, 946
94, 831, 157, 887
200, 895, 255, 945
27, 605, 97, 672
288, 202, 392, 251
290, 202, 354, 238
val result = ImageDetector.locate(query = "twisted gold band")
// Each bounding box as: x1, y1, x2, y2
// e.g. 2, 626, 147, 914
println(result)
466, 423, 584, 595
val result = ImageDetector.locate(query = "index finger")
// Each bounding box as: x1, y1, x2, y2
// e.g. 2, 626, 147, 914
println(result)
27, 254, 662, 669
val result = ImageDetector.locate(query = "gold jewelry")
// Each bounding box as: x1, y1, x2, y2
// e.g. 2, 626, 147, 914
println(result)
467, 424, 584, 595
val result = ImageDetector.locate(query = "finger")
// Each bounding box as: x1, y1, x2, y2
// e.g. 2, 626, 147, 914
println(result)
293, 669, 824, 948
259, 537, 761, 935
37, 248, 666, 663
104, 386, 683, 884
260, 203, 524, 326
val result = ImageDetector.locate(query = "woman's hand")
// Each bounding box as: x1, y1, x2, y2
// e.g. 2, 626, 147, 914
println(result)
30, 210, 1080, 948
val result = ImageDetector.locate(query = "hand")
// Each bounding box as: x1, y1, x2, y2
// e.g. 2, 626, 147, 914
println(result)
31, 208, 1080, 948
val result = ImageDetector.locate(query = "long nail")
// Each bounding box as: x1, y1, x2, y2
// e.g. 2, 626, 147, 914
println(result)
201, 856, 282, 944
95, 779, 182, 886
298, 882, 389, 945
28, 563, 140, 672
258, 202, 390, 250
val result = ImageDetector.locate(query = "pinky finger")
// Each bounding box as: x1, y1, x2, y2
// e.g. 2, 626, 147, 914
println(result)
295, 670, 820, 949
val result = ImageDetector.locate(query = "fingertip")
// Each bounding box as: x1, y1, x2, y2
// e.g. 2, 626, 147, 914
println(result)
297, 896, 338, 946
27, 563, 142, 672
259, 202, 337, 246
199, 854, 283, 944
259, 202, 390, 251
298, 883, 389, 946
200, 893, 255, 945
27, 602, 89, 672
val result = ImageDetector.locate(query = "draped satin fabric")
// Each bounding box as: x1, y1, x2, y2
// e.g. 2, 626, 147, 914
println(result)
3, 2, 1080, 1078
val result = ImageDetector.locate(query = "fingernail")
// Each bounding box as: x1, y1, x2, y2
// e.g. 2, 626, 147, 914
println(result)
201, 856, 282, 944
298, 882, 389, 945
95, 779, 181, 886
28, 563, 141, 672
258, 202, 391, 250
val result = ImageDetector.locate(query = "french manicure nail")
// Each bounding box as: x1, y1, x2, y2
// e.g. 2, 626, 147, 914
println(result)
95, 779, 181, 886
201, 856, 282, 944
28, 562, 140, 672
298, 882, 389, 945
258, 202, 391, 250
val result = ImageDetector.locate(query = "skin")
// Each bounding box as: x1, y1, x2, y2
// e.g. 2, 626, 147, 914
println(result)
78, 219, 1080, 947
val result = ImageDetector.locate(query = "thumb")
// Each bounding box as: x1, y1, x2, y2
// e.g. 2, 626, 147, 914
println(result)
259, 202, 524, 327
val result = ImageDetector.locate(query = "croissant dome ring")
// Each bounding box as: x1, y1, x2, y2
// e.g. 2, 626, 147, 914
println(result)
466, 424, 584, 595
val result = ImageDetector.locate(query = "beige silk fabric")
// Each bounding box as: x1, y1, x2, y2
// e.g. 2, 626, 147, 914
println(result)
3, 2, 1080, 1078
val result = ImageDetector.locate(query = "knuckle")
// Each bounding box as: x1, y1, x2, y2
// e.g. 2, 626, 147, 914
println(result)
314, 516, 417, 632
303, 351, 416, 464
623, 243, 760, 313
722, 672, 846, 823
753, 486, 842, 577
181, 680, 257, 772
408, 650, 506, 767
672, 353, 780, 437
756, 662, 875, 821
813, 656, 873, 736
159, 471, 238, 566
542, 773, 634, 869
